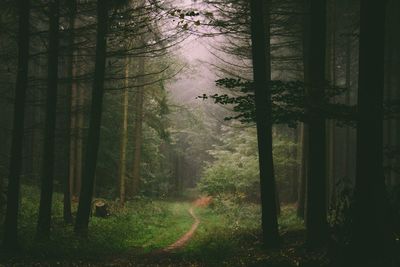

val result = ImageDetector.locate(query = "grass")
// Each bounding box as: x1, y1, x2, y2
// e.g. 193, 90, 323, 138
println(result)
1, 188, 310, 266
174, 200, 306, 266
0, 185, 194, 262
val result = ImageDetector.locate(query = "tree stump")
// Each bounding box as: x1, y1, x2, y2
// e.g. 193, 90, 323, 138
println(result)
93, 200, 109, 218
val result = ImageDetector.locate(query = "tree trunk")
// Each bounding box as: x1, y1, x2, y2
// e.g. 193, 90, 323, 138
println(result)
119, 57, 129, 204
64, 0, 76, 224
385, 0, 400, 186
3, 0, 30, 249
69, 85, 77, 198
297, 0, 310, 220
132, 57, 144, 196
249, 0, 280, 248
74, 0, 108, 236
297, 123, 307, 219
344, 22, 351, 180
390, 0, 400, 186
174, 153, 182, 196
291, 127, 299, 203
351, 0, 394, 264
326, 0, 336, 208
37, 0, 60, 239
74, 81, 84, 197
305, 0, 328, 247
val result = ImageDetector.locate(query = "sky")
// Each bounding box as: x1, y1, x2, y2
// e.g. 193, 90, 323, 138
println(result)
165, 0, 219, 104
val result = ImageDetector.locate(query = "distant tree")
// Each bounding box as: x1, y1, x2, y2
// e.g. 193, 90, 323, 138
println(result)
249, 0, 280, 248
297, 123, 307, 219
132, 56, 145, 196
118, 56, 130, 204
3, 0, 30, 249
63, 0, 77, 224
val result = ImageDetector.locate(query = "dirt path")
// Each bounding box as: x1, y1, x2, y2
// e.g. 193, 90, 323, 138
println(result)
149, 197, 213, 256
162, 206, 200, 252
147, 197, 212, 257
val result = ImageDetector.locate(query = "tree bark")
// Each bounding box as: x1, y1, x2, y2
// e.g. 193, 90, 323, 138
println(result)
119, 57, 129, 204
132, 57, 144, 196
37, 0, 60, 239
64, 0, 76, 224
326, 0, 336, 208
298, 0, 310, 220
74, 0, 108, 236
351, 0, 394, 264
344, 21, 351, 180
249, 0, 280, 248
74, 80, 84, 197
297, 123, 307, 219
3, 0, 30, 249
291, 127, 299, 203
69, 84, 77, 198
305, 0, 328, 247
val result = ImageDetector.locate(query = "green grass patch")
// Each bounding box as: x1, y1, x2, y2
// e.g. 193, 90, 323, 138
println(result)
1, 187, 307, 266
176, 200, 304, 266
1, 185, 194, 261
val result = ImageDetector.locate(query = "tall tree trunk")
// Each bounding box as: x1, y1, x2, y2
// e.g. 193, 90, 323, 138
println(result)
64, 0, 76, 224
74, 81, 84, 197
249, 0, 280, 248
297, 0, 310, 220
119, 57, 129, 204
37, 0, 60, 238
297, 123, 307, 219
390, 0, 400, 186
174, 153, 182, 196
3, 0, 30, 249
291, 127, 299, 203
351, 0, 394, 264
74, 0, 108, 236
344, 23, 352, 179
326, 0, 336, 208
132, 58, 144, 196
385, 0, 400, 186
305, 0, 328, 247
69, 85, 77, 198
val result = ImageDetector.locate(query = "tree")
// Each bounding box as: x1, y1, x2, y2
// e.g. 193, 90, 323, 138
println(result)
3, 0, 30, 249
297, 123, 307, 219
350, 0, 395, 264
118, 56, 129, 204
63, 0, 77, 224
36, 0, 60, 239
249, 0, 280, 248
304, 0, 328, 247
74, 0, 109, 235
132, 57, 145, 196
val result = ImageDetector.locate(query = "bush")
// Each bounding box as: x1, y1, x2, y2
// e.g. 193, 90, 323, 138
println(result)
198, 125, 299, 203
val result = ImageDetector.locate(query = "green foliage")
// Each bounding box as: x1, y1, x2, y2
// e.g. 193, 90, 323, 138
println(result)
278, 205, 304, 232
97, 79, 173, 198
184, 203, 260, 264
198, 125, 299, 203
0, 185, 193, 260
199, 78, 354, 127
181, 203, 304, 266
328, 178, 354, 245
168, 104, 220, 191
197, 126, 259, 201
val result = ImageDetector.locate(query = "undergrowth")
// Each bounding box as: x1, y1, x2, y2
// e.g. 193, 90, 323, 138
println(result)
0, 185, 193, 261
179, 199, 305, 266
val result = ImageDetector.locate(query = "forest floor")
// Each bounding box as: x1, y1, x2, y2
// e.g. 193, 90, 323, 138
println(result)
0, 186, 333, 266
